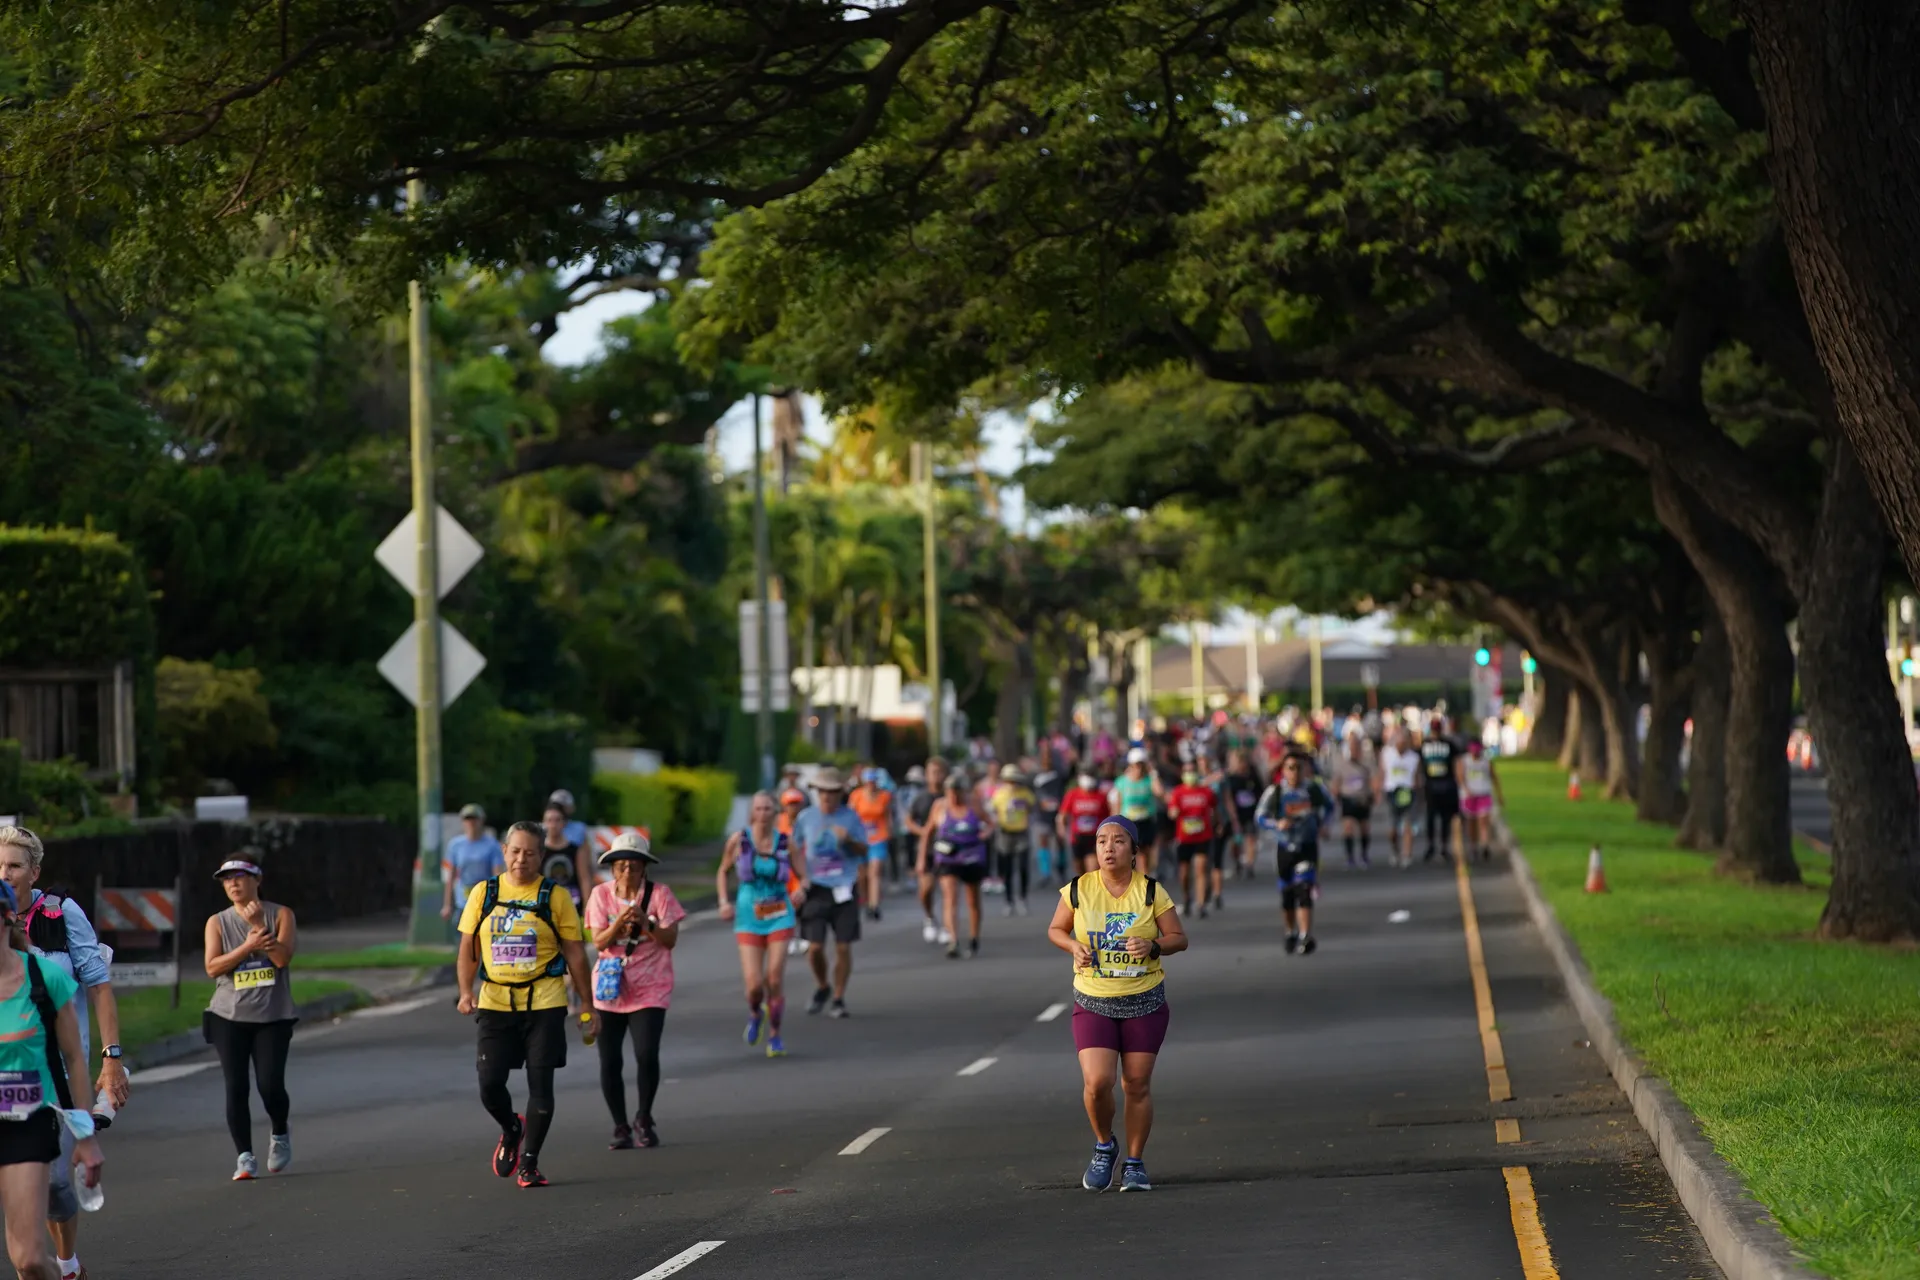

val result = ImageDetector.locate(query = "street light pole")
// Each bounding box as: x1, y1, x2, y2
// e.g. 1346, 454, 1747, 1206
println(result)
752, 393, 775, 792
1308, 616, 1324, 714
917, 443, 943, 753
405, 177, 446, 946
1190, 621, 1206, 720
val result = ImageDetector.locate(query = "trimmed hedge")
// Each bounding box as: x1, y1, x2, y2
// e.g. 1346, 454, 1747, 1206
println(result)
592, 767, 737, 845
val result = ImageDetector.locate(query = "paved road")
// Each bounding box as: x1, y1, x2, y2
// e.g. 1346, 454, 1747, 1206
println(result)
89, 834, 1717, 1279
1790, 769, 1830, 846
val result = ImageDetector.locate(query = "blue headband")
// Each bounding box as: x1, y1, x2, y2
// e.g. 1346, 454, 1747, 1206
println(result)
1095, 815, 1139, 846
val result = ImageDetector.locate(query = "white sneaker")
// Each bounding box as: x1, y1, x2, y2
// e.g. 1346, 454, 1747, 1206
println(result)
233, 1152, 258, 1181
937, 928, 954, 946
267, 1133, 292, 1174
922, 919, 938, 944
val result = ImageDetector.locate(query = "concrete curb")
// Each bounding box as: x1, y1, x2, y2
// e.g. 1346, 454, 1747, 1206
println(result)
126, 965, 456, 1073
1498, 823, 1822, 1280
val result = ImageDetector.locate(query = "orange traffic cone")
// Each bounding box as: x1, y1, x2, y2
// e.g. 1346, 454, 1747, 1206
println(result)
1584, 844, 1608, 893
1567, 770, 1582, 801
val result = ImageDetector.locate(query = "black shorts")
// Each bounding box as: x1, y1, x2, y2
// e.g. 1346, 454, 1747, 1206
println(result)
1339, 796, 1373, 821
1133, 817, 1159, 846
0, 1109, 58, 1168
1072, 834, 1098, 862
940, 862, 988, 885
1233, 807, 1257, 833
799, 885, 862, 944
475, 1006, 570, 1073
1176, 840, 1212, 865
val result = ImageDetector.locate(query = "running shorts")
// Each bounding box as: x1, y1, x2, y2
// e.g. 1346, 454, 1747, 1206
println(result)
0, 1110, 58, 1168
736, 928, 795, 948
799, 885, 862, 944
1339, 796, 1373, 822
1462, 794, 1493, 817
1072, 834, 1098, 864
1131, 817, 1159, 847
1071, 1002, 1171, 1055
866, 841, 890, 865
939, 862, 988, 886
476, 1006, 570, 1073
1175, 840, 1211, 864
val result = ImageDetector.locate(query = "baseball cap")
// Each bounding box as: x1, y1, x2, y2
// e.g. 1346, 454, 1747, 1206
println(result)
548, 789, 576, 810
1126, 747, 1148, 765
459, 803, 485, 820
780, 788, 807, 806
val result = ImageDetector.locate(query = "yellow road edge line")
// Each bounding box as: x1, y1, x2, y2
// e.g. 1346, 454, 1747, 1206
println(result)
1454, 855, 1512, 1100
1503, 1166, 1562, 1279
1494, 1117, 1523, 1144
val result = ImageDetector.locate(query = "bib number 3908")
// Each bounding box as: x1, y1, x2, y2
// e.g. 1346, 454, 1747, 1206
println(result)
0, 1072, 42, 1121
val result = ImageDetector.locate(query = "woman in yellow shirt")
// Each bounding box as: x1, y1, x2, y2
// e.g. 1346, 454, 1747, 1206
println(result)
1046, 815, 1188, 1193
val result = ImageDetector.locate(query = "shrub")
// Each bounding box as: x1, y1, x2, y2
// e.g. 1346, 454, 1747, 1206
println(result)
591, 772, 675, 838
20, 759, 104, 829
657, 766, 736, 843
155, 658, 277, 801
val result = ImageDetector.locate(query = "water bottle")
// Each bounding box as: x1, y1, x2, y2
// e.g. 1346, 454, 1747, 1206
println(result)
90, 1096, 115, 1132
74, 1161, 103, 1213
578, 1011, 596, 1047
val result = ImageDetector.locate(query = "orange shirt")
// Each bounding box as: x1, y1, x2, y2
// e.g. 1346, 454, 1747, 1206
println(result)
849, 785, 893, 843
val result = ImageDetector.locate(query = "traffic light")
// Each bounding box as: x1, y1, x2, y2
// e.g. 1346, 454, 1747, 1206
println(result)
1903, 657, 1917, 678
1522, 653, 1537, 674
1474, 647, 1491, 667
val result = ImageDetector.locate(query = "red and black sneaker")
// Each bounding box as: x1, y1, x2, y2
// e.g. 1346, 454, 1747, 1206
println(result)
492, 1115, 524, 1179
516, 1156, 548, 1189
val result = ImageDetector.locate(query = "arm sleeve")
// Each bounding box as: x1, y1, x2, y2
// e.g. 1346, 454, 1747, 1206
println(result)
62, 901, 112, 988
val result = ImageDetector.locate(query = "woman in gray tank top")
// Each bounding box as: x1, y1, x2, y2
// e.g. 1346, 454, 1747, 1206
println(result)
202, 855, 298, 1181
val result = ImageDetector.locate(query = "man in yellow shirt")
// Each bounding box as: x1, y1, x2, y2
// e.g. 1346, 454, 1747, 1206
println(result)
988, 763, 1037, 916
457, 820, 597, 1188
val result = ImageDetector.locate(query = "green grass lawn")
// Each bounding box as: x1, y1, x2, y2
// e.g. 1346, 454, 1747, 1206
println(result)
1500, 758, 1920, 1280
119, 979, 361, 1057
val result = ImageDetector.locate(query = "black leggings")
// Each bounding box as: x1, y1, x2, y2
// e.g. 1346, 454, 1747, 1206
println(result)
1426, 801, 1458, 858
206, 1015, 293, 1155
478, 1060, 556, 1159
598, 1007, 667, 1127
994, 837, 1031, 901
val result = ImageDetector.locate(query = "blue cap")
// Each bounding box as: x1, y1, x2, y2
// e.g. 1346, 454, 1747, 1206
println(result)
1096, 815, 1140, 847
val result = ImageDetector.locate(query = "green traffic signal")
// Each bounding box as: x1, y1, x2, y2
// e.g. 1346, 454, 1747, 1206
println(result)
1521, 654, 1537, 674
1903, 658, 1917, 678
1474, 647, 1491, 666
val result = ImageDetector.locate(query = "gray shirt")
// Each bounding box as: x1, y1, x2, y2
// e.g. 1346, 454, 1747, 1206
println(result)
207, 904, 296, 1023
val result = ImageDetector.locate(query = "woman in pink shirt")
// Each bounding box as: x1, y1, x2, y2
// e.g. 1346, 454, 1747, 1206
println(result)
585, 832, 686, 1149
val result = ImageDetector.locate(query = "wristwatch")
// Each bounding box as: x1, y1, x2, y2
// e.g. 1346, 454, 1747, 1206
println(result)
1148, 941, 1162, 960
101, 1045, 122, 1061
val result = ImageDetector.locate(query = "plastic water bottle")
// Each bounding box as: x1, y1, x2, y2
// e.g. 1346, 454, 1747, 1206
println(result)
578, 1011, 596, 1047
74, 1160, 103, 1213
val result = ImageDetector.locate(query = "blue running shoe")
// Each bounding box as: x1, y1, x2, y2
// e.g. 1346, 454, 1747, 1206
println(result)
1118, 1158, 1152, 1192
766, 1034, 786, 1058
744, 1013, 764, 1046
1082, 1139, 1118, 1192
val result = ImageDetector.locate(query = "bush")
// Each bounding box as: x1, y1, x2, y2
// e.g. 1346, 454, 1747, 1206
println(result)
591, 772, 675, 838
657, 766, 736, 843
155, 658, 277, 801
19, 759, 104, 829
0, 741, 20, 816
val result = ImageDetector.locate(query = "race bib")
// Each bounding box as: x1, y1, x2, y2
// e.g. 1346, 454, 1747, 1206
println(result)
753, 898, 789, 922
831, 883, 856, 904
1235, 790, 1256, 808
0, 1072, 41, 1121
1341, 774, 1367, 796
1092, 912, 1146, 977
233, 961, 277, 991
1073, 813, 1099, 835
1426, 759, 1449, 777
1179, 816, 1206, 837
489, 933, 539, 971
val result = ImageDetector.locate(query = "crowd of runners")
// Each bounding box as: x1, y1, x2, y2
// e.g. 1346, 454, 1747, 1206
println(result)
0, 703, 1507, 1275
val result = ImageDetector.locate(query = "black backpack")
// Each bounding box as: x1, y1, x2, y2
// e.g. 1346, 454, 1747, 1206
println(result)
24, 955, 74, 1111
473, 878, 569, 1010
1069, 874, 1158, 911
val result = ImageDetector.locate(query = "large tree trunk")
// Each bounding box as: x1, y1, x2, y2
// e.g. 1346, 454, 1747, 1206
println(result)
1557, 684, 1581, 771
992, 638, 1035, 766
1569, 624, 1638, 800
1736, 1, 1920, 593
1572, 682, 1608, 785
1795, 444, 1920, 941
1677, 605, 1730, 851
1526, 662, 1571, 760
1651, 470, 1800, 882
1638, 624, 1693, 825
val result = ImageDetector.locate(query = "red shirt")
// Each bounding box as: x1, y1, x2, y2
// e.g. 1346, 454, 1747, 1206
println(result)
1168, 784, 1217, 844
1061, 788, 1109, 838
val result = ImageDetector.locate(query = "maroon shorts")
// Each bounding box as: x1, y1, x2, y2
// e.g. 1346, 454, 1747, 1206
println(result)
1071, 1002, 1171, 1055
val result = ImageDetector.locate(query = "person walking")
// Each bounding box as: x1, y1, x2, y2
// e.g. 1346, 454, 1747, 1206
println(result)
0, 826, 129, 1280
791, 768, 867, 1017
586, 833, 685, 1150
988, 764, 1036, 916
1460, 740, 1504, 861
202, 855, 298, 1181
456, 822, 597, 1189
441, 804, 504, 920
541, 803, 587, 906
717, 793, 802, 1057
1045, 816, 1187, 1193
905, 759, 950, 945
0, 880, 103, 1280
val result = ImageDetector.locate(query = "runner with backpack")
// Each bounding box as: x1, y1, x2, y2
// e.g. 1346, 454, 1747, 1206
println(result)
716, 793, 802, 1058
1256, 751, 1337, 955
456, 821, 597, 1189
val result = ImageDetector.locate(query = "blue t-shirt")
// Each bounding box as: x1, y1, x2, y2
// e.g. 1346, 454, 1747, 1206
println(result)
444, 834, 505, 898
792, 806, 867, 889
0, 958, 76, 1120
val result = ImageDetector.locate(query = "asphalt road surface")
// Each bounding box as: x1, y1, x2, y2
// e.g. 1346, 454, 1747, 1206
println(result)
91, 829, 1718, 1279
1790, 769, 1831, 846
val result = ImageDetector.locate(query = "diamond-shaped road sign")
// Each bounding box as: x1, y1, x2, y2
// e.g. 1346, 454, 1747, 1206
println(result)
375, 506, 484, 600
378, 620, 487, 709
